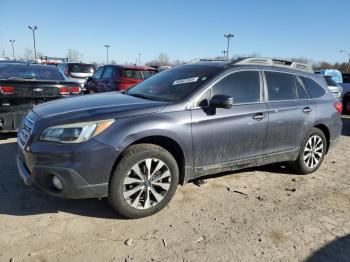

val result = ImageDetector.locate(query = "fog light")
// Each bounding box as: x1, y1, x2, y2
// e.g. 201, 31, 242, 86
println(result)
52, 176, 63, 191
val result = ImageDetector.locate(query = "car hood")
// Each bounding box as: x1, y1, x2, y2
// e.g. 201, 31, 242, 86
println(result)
33, 92, 168, 119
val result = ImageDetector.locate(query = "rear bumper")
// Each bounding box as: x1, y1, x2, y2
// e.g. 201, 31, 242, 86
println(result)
0, 111, 26, 132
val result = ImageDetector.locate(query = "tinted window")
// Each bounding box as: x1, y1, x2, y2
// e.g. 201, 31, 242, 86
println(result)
0, 65, 63, 80
127, 65, 220, 102
325, 76, 338, 86
211, 71, 260, 103
295, 76, 309, 99
102, 67, 114, 79
68, 64, 95, 73
300, 77, 326, 99
265, 72, 297, 101
142, 70, 157, 79
93, 67, 104, 79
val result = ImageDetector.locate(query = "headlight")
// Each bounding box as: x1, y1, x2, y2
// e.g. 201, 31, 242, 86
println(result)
40, 119, 115, 143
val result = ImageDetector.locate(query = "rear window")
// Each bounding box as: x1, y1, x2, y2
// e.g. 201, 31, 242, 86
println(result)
265, 71, 297, 101
0, 65, 63, 80
68, 64, 95, 73
300, 77, 326, 99
122, 69, 156, 80
325, 76, 338, 86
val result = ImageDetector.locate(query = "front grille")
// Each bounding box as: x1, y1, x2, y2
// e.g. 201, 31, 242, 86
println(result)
18, 116, 34, 146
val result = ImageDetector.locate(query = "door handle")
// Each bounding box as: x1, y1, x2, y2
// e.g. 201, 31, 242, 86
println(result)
253, 113, 267, 121
302, 107, 312, 114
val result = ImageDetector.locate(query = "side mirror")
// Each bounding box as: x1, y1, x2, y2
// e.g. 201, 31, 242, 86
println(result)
210, 95, 234, 109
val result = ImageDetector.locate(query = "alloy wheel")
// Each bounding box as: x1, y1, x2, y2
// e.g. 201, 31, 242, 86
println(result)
122, 158, 171, 209
303, 135, 324, 169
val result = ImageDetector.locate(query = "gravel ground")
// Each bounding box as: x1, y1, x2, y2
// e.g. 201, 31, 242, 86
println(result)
0, 116, 350, 262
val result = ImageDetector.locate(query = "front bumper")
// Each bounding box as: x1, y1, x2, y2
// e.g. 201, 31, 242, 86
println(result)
17, 138, 121, 199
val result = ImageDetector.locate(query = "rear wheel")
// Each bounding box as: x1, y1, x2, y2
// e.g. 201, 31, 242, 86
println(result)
108, 144, 179, 218
290, 128, 327, 174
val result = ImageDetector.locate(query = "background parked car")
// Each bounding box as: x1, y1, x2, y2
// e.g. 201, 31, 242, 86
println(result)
341, 73, 350, 113
58, 63, 95, 91
0, 63, 82, 132
85, 64, 157, 93
324, 75, 343, 101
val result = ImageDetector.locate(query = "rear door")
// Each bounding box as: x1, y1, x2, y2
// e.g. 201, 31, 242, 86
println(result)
263, 71, 316, 155
191, 70, 268, 168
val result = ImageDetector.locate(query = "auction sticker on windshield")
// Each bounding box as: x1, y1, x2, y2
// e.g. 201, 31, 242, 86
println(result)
173, 77, 199, 85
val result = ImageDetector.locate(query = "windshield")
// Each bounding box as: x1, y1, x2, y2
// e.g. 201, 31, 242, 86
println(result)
127, 65, 221, 102
0, 65, 64, 80
68, 64, 95, 73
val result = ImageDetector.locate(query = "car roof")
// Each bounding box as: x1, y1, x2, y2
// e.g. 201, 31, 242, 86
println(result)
0, 63, 57, 69
105, 64, 157, 70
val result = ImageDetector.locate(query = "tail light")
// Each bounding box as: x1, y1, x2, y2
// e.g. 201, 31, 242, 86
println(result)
333, 102, 343, 113
58, 86, 70, 95
70, 86, 81, 94
0, 85, 15, 94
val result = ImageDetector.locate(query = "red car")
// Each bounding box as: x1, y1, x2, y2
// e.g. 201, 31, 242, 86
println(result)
85, 64, 157, 93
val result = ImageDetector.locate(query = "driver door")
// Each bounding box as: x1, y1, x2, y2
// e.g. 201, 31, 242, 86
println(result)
190, 70, 268, 168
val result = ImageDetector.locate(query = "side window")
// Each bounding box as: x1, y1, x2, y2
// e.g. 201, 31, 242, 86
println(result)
265, 72, 297, 101
102, 67, 114, 79
93, 67, 104, 79
300, 76, 326, 99
211, 71, 260, 104
295, 76, 309, 99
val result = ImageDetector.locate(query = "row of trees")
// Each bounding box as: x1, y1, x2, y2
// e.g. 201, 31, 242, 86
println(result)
11, 50, 350, 72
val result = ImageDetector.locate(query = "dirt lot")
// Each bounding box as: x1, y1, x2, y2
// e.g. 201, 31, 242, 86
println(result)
0, 117, 350, 262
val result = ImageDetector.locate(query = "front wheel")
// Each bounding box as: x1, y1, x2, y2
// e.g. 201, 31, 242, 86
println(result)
108, 144, 179, 218
290, 128, 327, 175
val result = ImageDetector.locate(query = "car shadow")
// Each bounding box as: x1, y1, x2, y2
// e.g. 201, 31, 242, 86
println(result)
305, 234, 350, 262
0, 137, 123, 220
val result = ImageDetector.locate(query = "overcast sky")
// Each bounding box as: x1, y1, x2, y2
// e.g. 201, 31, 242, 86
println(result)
1, 0, 349, 64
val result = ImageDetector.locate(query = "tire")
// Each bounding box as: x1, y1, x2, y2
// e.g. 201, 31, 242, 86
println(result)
290, 128, 327, 175
108, 143, 179, 218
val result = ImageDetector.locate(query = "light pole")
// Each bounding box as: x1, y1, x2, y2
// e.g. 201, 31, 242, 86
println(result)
224, 33, 234, 60
28, 25, 38, 60
138, 53, 141, 65
221, 50, 227, 60
340, 50, 350, 73
104, 44, 110, 64
9, 40, 15, 60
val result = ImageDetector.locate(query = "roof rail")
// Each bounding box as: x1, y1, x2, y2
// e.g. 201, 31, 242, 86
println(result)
234, 57, 313, 72
184, 58, 227, 64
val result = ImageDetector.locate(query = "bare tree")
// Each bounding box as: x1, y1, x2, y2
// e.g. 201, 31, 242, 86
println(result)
146, 53, 171, 66
110, 59, 117, 64
23, 48, 33, 60
66, 49, 81, 62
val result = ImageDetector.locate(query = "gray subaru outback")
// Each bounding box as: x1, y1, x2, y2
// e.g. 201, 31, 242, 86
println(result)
17, 58, 342, 218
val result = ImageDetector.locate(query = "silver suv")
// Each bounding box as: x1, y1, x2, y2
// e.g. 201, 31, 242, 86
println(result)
58, 63, 95, 90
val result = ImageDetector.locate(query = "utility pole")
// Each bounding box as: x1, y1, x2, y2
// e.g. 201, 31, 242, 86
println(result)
104, 44, 110, 64
9, 40, 15, 60
224, 33, 234, 60
28, 25, 38, 60
340, 50, 350, 73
